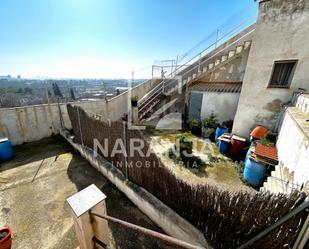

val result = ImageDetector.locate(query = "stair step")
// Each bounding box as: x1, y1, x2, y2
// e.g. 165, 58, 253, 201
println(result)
187, 76, 192, 82
215, 59, 221, 66
221, 55, 228, 62
296, 94, 309, 114
244, 40, 252, 50
228, 50, 236, 58
202, 67, 207, 73
208, 63, 214, 70
236, 45, 244, 54
192, 73, 197, 79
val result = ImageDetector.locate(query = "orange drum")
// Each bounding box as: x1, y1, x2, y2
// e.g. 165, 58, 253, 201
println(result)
250, 126, 268, 140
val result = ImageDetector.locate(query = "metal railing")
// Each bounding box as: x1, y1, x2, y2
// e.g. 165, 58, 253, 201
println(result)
237, 197, 309, 249
90, 211, 205, 249
137, 14, 257, 116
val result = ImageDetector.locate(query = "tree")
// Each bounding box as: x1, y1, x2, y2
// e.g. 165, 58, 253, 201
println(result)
70, 88, 76, 100
24, 87, 33, 94
52, 83, 63, 98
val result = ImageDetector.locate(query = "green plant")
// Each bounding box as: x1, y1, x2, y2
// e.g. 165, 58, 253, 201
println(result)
189, 118, 202, 135
189, 119, 201, 128
176, 135, 193, 156
202, 113, 219, 129
259, 137, 273, 146
166, 135, 205, 169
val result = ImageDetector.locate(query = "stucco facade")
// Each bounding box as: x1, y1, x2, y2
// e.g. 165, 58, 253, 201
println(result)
200, 92, 240, 123
232, 0, 309, 137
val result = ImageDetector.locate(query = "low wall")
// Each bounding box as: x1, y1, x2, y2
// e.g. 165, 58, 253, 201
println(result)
0, 79, 158, 145
61, 130, 209, 248
67, 104, 307, 249
276, 107, 309, 185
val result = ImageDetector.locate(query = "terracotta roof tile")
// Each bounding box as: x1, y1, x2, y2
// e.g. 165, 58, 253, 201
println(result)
255, 143, 278, 161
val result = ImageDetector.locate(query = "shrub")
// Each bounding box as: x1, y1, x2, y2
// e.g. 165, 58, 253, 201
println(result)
189, 118, 201, 135
202, 113, 219, 129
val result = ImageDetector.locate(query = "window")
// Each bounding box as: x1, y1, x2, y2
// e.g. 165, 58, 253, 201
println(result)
268, 60, 297, 88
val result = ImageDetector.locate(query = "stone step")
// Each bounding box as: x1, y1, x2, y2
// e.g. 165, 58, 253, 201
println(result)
215, 59, 221, 66
228, 50, 236, 59
202, 67, 207, 73
244, 40, 252, 50
192, 73, 197, 79
221, 55, 228, 62
208, 63, 214, 70
236, 45, 244, 54
295, 94, 309, 114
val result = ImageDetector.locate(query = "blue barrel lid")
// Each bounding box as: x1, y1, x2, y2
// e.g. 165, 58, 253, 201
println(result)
0, 138, 9, 143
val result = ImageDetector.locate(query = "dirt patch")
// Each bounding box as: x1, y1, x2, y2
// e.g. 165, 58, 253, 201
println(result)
150, 132, 254, 192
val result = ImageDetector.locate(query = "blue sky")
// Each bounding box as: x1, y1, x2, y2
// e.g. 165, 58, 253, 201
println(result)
0, 0, 258, 79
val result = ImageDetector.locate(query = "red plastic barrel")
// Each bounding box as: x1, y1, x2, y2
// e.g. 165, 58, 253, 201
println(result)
230, 135, 246, 158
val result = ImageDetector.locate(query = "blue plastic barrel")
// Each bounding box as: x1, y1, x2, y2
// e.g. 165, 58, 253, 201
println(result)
244, 143, 255, 164
215, 127, 228, 140
243, 158, 266, 186
0, 138, 14, 162
219, 139, 230, 153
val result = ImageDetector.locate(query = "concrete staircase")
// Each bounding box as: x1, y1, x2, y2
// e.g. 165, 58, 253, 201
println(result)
163, 40, 252, 95
260, 92, 309, 194
260, 163, 296, 194
138, 25, 255, 120
294, 91, 309, 114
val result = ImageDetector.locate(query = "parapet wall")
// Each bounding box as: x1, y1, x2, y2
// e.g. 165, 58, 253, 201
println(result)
0, 79, 159, 145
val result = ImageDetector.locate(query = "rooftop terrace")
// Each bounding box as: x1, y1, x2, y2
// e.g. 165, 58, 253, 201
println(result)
0, 136, 171, 249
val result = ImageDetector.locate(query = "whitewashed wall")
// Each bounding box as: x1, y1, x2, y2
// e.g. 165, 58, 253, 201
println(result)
199, 91, 240, 123
233, 0, 309, 137
0, 79, 158, 145
276, 107, 309, 185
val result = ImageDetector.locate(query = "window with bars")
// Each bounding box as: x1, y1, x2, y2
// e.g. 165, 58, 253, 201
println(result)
268, 60, 297, 88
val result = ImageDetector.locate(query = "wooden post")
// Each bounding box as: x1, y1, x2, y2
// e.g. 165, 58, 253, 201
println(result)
67, 184, 109, 249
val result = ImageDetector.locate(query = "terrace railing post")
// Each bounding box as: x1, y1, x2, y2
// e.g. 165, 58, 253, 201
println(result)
293, 214, 309, 249
67, 184, 109, 249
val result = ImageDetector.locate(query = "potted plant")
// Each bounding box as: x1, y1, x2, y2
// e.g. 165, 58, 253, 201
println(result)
189, 118, 201, 136
202, 113, 219, 139
131, 96, 138, 107
0, 226, 12, 249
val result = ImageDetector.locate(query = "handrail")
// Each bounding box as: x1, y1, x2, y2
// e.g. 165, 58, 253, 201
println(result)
90, 211, 205, 249
138, 15, 256, 111
237, 196, 309, 249
162, 26, 255, 91
139, 23, 255, 111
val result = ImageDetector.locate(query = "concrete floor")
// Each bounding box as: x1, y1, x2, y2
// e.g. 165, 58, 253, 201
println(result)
0, 136, 171, 249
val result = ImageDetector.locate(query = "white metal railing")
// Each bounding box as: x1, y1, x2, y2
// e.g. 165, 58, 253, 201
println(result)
138, 14, 257, 115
